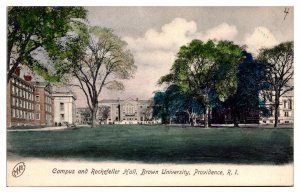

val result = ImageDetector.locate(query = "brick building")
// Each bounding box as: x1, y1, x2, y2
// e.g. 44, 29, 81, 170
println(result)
32, 82, 54, 126
7, 71, 54, 127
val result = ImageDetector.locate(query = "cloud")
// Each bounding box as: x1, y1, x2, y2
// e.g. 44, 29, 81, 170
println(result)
124, 18, 238, 53
244, 26, 279, 55
105, 18, 239, 101
197, 23, 238, 41
75, 18, 240, 106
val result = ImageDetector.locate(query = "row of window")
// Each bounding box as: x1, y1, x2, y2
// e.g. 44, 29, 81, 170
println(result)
12, 97, 34, 110
45, 95, 52, 104
11, 109, 39, 120
262, 119, 291, 124
269, 108, 291, 117
45, 104, 52, 113
46, 113, 52, 121
11, 78, 33, 92
11, 85, 34, 101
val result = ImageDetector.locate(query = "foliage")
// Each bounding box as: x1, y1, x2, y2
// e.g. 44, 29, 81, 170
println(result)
153, 84, 202, 125
258, 41, 294, 127
7, 6, 87, 82
223, 51, 268, 126
159, 39, 243, 127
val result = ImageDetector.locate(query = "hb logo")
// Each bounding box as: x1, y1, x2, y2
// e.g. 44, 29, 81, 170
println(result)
12, 162, 26, 178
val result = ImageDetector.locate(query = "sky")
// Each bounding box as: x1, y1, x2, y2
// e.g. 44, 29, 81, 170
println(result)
71, 7, 294, 107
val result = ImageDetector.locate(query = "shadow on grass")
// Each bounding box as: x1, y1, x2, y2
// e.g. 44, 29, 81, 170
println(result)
7, 125, 293, 165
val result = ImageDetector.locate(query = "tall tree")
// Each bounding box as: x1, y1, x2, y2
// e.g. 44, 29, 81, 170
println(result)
69, 26, 136, 128
223, 51, 268, 126
258, 41, 294, 128
7, 6, 86, 82
159, 40, 243, 128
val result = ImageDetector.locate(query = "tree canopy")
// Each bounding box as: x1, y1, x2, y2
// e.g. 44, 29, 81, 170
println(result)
258, 41, 294, 127
7, 6, 87, 82
69, 25, 136, 127
159, 39, 243, 127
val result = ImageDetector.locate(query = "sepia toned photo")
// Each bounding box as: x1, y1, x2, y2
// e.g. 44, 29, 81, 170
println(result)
6, 6, 294, 186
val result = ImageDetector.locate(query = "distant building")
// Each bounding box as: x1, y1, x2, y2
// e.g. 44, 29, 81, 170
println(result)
75, 98, 160, 125
52, 90, 77, 126
101, 98, 154, 124
259, 91, 294, 124
76, 107, 92, 124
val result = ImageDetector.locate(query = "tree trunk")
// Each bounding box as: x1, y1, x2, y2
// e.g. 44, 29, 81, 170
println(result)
204, 106, 209, 128
233, 106, 239, 127
274, 94, 280, 128
91, 110, 97, 128
208, 108, 212, 127
91, 104, 98, 128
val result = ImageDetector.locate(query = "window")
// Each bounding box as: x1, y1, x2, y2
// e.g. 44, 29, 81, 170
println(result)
12, 109, 15, 118
284, 112, 289, 117
60, 114, 64, 121
36, 104, 40, 111
36, 95, 40, 102
284, 100, 287, 108
269, 107, 273, 116
60, 103, 64, 111
36, 113, 40, 120
289, 99, 292, 110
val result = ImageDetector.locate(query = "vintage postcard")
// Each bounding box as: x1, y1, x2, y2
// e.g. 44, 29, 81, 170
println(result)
6, 6, 294, 186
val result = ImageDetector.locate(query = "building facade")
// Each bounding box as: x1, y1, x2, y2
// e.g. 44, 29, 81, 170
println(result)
32, 82, 54, 126
259, 91, 294, 124
7, 74, 54, 127
52, 91, 77, 126
101, 98, 154, 124
75, 98, 159, 125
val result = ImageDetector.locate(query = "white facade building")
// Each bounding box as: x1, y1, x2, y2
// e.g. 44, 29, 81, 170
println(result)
259, 90, 293, 124
52, 91, 76, 126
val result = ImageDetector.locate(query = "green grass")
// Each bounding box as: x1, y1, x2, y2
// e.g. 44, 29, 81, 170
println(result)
7, 125, 293, 164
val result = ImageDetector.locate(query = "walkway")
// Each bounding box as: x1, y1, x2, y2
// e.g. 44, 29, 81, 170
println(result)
7, 126, 69, 132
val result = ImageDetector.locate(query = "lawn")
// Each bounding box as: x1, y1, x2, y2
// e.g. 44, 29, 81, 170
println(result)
7, 125, 293, 164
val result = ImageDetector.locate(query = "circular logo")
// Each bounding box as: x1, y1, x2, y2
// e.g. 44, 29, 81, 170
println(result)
12, 162, 26, 178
